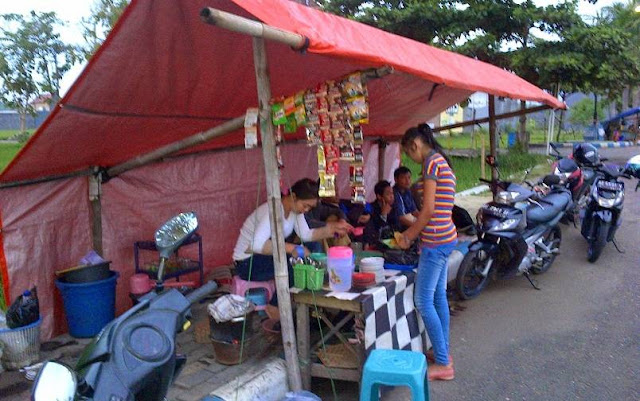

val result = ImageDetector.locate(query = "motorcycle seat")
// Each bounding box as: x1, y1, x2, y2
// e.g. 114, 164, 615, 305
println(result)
526, 192, 571, 223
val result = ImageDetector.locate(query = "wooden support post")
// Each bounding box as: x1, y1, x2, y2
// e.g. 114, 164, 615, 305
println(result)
488, 94, 498, 182
481, 130, 486, 180
88, 170, 103, 255
252, 36, 302, 392
377, 139, 387, 181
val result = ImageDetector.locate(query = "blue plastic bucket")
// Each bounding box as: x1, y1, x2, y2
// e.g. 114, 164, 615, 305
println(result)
55, 271, 119, 338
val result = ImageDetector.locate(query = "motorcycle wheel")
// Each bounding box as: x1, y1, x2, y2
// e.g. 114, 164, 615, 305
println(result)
456, 250, 490, 300
532, 226, 561, 274
587, 221, 609, 263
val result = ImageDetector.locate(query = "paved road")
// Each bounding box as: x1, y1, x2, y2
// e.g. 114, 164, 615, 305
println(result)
316, 146, 640, 401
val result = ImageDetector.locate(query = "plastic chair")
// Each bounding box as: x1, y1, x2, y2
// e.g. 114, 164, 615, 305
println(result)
360, 349, 429, 401
230, 276, 276, 311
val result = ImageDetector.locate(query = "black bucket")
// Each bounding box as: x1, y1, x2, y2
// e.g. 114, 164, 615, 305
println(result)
58, 262, 112, 284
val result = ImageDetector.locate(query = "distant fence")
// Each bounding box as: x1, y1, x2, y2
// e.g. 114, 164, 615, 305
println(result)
0, 110, 50, 131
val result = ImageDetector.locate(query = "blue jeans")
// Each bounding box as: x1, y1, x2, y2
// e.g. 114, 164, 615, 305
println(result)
414, 242, 456, 365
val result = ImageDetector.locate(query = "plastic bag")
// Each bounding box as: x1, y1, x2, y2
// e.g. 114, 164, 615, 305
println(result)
207, 294, 255, 323
6, 287, 40, 329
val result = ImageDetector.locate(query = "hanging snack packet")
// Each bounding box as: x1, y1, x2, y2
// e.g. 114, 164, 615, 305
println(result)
272, 102, 286, 126
326, 159, 339, 175
341, 72, 364, 98
276, 146, 285, 169
306, 127, 319, 145
347, 96, 369, 124
284, 114, 297, 134
340, 144, 355, 161
324, 144, 339, 159
320, 129, 333, 145
244, 108, 259, 149
354, 145, 364, 163
294, 105, 306, 125
352, 186, 366, 204
294, 91, 305, 106
317, 145, 326, 171
353, 125, 364, 143
350, 165, 364, 184
319, 172, 336, 197
284, 96, 296, 116
274, 124, 283, 145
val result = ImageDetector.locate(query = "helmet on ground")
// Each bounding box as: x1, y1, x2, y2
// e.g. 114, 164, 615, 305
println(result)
625, 154, 640, 179
572, 143, 599, 167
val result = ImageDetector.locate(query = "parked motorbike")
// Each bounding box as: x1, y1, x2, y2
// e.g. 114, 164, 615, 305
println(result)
31, 212, 218, 401
580, 156, 640, 263
549, 143, 600, 222
456, 156, 573, 300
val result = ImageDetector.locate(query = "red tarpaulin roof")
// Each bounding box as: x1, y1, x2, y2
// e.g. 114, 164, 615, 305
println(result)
0, 0, 564, 184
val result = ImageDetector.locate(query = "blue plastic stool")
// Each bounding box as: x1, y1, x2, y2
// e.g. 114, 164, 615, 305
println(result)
360, 349, 429, 401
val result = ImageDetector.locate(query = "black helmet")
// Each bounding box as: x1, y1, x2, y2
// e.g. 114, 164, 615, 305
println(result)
572, 143, 599, 167
625, 155, 640, 179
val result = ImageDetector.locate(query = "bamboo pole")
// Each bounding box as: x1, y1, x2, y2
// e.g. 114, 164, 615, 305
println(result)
432, 104, 551, 133
88, 170, 103, 255
106, 116, 245, 178
488, 94, 498, 182
252, 36, 302, 391
201, 7, 307, 50
377, 139, 387, 181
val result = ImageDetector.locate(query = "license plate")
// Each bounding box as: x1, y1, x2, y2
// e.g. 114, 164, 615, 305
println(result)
597, 181, 623, 191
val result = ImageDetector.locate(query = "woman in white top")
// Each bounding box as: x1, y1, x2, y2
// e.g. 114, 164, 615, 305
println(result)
233, 179, 352, 292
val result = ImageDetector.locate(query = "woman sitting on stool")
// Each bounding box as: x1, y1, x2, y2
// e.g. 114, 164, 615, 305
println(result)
232, 178, 352, 320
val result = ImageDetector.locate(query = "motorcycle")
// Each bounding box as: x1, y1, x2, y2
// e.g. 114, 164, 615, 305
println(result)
31, 212, 218, 401
581, 156, 640, 263
455, 156, 573, 300
549, 143, 599, 222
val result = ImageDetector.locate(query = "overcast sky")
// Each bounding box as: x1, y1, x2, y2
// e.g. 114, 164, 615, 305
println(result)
1, 0, 622, 95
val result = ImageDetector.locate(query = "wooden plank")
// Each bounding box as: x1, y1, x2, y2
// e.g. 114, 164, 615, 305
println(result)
292, 292, 362, 313
253, 36, 302, 391
311, 312, 354, 351
296, 303, 311, 390
310, 364, 362, 382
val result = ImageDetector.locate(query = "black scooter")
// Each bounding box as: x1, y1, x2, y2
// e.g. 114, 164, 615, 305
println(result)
456, 157, 573, 300
581, 163, 635, 263
31, 212, 218, 401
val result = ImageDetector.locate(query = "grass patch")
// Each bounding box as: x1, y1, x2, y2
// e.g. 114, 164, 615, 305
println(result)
435, 128, 584, 150
0, 142, 23, 171
0, 129, 33, 140
401, 150, 550, 192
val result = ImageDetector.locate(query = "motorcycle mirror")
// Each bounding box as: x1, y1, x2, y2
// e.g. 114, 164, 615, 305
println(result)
31, 361, 77, 401
155, 212, 199, 260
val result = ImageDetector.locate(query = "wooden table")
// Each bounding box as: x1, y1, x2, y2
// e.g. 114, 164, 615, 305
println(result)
292, 269, 427, 390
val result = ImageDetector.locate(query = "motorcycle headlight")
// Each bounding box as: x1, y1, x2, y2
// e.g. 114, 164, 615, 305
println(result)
596, 191, 624, 208
496, 191, 519, 204
490, 218, 518, 232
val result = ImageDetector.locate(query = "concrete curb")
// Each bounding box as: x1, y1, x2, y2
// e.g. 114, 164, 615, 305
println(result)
456, 185, 490, 197
551, 141, 637, 148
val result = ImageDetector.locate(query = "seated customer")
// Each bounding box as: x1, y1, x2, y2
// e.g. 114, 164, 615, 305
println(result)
303, 196, 347, 253
232, 178, 352, 317
363, 180, 401, 249
393, 166, 420, 228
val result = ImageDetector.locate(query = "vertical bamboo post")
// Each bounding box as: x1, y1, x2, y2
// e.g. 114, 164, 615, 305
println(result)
252, 37, 302, 392
488, 95, 498, 182
377, 139, 387, 181
88, 170, 103, 255
480, 130, 486, 180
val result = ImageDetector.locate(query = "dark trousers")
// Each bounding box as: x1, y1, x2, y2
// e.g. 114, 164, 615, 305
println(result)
234, 254, 293, 305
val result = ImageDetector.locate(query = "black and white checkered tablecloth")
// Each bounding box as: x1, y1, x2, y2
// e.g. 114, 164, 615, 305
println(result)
358, 270, 428, 356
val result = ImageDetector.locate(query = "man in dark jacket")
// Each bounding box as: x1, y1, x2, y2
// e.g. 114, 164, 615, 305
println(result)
364, 180, 401, 249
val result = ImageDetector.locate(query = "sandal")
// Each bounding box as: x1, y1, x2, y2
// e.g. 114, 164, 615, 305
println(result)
426, 349, 453, 366
427, 363, 455, 381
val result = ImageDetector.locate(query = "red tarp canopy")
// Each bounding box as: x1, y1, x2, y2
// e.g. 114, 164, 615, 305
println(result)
0, 0, 564, 184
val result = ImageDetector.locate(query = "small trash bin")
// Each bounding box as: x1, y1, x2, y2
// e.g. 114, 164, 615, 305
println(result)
56, 271, 119, 338
0, 318, 42, 370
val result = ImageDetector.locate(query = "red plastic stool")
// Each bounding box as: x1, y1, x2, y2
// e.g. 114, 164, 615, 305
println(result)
230, 276, 276, 311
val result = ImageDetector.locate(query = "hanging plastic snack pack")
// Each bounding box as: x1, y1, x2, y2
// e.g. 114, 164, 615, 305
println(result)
306, 127, 319, 145
272, 102, 287, 126
283, 96, 296, 116
244, 108, 259, 149
350, 165, 364, 184
274, 124, 284, 145
354, 145, 364, 163
352, 186, 366, 204
284, 114, 297, 134
340, 144, 355, 161
347, 96, 369, 124
317, 145, 326, 171
318, 172, 336, 197
276, 146, 285, 169
341, 72, 364, 98
6, 286, 39, 329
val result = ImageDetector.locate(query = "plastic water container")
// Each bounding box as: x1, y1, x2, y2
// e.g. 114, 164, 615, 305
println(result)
327, 246, 354, 292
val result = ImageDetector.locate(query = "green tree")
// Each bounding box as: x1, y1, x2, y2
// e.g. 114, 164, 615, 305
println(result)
80, 0, 129, 60
569, 97, 605, 127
